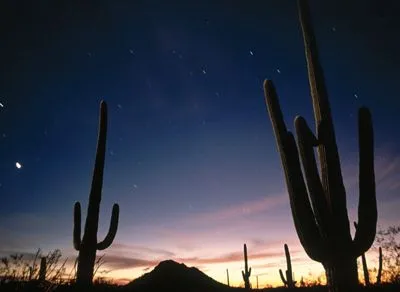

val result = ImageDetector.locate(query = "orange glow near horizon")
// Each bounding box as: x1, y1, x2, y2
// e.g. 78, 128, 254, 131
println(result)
89, 246, 384, 288
100, 256, 326, 288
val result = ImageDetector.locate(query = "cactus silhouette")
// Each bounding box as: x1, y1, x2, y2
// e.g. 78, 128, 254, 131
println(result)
377, 246, 382, 284
263, 0, 377, 291
39, 257, 46, 282
73, 101, 119, 286
279, 244, 296, 288
354, 222, 383, 285
242, 243, 251, 290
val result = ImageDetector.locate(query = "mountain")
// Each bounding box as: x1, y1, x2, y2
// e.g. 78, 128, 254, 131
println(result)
124, 260, 234, 292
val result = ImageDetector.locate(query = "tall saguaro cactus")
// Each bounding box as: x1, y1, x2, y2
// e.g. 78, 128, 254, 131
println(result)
73, 101, 120, 286
279, 244, 296, 288
263, 0, 377, 291
242, 244, 251, 290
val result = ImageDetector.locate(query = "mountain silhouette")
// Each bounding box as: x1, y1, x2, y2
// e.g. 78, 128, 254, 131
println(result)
124, 260, 235, 292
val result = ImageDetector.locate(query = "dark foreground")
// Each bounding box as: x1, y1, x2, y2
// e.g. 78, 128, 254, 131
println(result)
1, 281, 400, 292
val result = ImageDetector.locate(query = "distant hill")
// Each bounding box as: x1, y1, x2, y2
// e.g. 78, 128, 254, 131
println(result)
124, 260, 235, 292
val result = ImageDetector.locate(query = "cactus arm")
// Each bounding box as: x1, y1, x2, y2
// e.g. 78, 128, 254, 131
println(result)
73, 202, 82, 251
295, 116, 330, 235
297, 0, 331, 125
285, 132, 325, 262
298, 0, 348, 216
279, 269, 287, 285
376, 247, 382, 284
353, 108, 377, 256
97, 204, 120, 250
298, 0, 351, 247
264, 80, 325, 262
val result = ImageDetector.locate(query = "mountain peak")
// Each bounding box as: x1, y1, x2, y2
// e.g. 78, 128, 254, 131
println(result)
126, 259, 229, 292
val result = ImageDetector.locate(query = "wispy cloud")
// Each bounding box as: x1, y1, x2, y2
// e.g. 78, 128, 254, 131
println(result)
109, 242, 175, 257
100, 248, 295, 271
101, 255, 158, 270
188, 194, 287, 225
252, 256, 309, 270
177, 250, 282, 265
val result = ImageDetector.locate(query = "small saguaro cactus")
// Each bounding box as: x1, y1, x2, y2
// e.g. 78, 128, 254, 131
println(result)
242, 243, 251, 290
73, 101, 120, 286
39, 257, 46, 282
263, 0, 377, 291
354, 222, 383, 285
226, 268, 230, 287
377, 246, 382, 284
279, 244, 296, 288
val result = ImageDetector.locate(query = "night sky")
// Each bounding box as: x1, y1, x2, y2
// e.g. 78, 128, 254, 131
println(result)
1, 0, 399, 287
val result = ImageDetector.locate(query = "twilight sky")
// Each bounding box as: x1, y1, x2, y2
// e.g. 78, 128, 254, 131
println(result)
0, 0, 399, 287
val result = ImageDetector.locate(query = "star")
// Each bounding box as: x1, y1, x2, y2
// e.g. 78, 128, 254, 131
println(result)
16, 162, 22, 169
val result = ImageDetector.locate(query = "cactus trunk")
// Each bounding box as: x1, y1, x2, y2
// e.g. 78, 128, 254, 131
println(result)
76, 244, 97, 285
324, 259, 358, 292
39, 257, 46, 282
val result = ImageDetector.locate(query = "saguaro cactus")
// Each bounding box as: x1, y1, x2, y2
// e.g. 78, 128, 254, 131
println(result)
39, 257, 46, 282
279, 244, 296, 288
376, 247, 382, 284
226, 268, 230, 286
263, 0, 377, 291
354, 222, 383, 285
242, 244, 251, 290
73, 101, 120, 286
